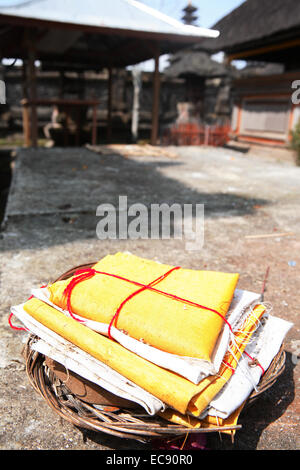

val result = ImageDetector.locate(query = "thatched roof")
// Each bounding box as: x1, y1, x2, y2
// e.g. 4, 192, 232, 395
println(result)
164, 50, 230, 79
238, 62, 285, 78
197, 0, 300, 63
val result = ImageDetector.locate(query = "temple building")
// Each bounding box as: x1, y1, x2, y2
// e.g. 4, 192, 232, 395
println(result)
197, 0, 300, 147
164, 2, 234, 126
181, 2, 199, 26
0, 0, 218, 147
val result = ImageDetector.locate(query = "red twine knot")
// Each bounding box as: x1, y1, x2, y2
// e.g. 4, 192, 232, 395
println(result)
61, 265, 233, 340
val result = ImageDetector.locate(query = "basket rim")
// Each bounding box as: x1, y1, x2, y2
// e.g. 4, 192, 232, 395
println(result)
23, 336, 243, 441
23, 335, 285, 441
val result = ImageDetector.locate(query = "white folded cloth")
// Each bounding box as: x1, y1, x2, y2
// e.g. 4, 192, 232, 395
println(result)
204, 314, 293, 419
11, 303, 165, 415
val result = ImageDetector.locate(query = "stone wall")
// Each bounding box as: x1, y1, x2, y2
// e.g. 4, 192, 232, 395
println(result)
0, 66, 186, 143
0, 65, 231, 143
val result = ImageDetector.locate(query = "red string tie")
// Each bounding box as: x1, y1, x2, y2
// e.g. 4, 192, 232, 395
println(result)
62, 266, 233, 340
9, 284, 51, 333
8, 312, 29, 332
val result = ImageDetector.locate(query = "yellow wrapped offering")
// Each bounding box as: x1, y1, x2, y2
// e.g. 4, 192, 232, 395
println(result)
48, 252, 239, 364
22, 298, 265, 416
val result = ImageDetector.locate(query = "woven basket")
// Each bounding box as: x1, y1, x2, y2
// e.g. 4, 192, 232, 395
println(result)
22, 263, 286, 442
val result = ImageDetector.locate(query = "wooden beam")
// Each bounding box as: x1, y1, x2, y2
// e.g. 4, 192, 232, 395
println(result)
21, 98, 99, 106
0, 27, 24, 58
150, 49, 160, 146
227, 37, 300, 62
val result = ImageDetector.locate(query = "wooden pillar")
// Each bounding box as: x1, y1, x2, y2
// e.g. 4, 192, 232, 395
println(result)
150, 49, 160, 146
22, 59, 28, 100
236, 100, 243, 137
21, 60, 30, 147
107, 66, 113, 142
21, 99, 31, 147
224, 53, 232, 66
92, 103, 98, 145
27, 42, 38, 147
59, 70, 65, 98
131, 67, 142, 143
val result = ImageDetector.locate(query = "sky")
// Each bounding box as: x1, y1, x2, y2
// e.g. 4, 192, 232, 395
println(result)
139, 0, 244, 29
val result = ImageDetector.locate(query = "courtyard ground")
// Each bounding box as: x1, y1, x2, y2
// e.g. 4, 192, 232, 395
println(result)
0, 144, 299, 450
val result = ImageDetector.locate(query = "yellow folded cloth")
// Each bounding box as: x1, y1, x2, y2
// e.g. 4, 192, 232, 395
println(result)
23, 298, 265, 416
158, 409, 201, 429
158, 402, 245, 436
48, 252, 239, 363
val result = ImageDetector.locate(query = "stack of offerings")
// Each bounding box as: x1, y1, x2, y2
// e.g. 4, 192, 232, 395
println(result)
10, 253, 292, 438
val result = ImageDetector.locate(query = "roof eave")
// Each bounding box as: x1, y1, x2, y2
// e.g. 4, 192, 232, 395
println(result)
0, 13, 219, 45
